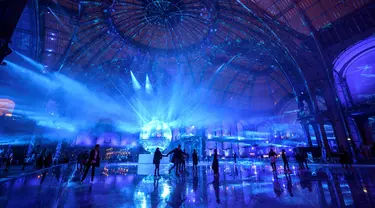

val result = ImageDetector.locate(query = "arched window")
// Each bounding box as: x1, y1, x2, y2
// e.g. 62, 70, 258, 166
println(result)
333, 37, 375, 106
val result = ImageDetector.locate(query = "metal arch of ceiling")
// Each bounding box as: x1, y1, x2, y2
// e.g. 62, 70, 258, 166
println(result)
36, 0, 372, 112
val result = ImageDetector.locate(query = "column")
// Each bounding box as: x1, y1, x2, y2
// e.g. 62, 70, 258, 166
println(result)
312, 123, 323, 147
355, 116, 373, 145
318, 120, 331, 159
302, 122, 313, 147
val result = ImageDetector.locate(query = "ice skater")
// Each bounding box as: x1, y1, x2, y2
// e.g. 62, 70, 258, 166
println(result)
192, 149, 198, 171
295, 153, 304, 169
153, 148, 164, 177
81, 144, 100, 182
212, 149, 219, 176
268, 149, 278, 172
281, 149, 290, 172
167, 144, 187, 176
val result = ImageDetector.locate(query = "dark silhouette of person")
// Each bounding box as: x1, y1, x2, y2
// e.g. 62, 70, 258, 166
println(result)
80, 150, 89, 171
22, 153, 28, 171
212, 149, 219, 176
167, 144, 187, 176
233, 152, 237, 163
44, 152, 53, 168
4, 149, 13, 172
192, 149, 198, 171
153, 147, 163, 177
295, 153, 304, 169
180, 149, 187, 171
341, 150, 352, 168
81, 144, 100, 182
268, 149, 278, 172
281, 149, 290, 172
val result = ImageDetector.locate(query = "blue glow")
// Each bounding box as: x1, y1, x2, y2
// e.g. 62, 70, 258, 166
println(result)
130, 71, 142, 91
145, 74, 153, 94
139, 120, 172, 153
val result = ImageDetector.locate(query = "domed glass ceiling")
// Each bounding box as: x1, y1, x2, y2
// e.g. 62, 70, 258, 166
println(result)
19, 0, 372, 113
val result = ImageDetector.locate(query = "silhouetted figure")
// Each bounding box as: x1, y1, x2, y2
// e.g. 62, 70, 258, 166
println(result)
80, 150, 89, 171
167, 144, 187, 176
22, 153, 28, 171
268, 149, 278, 172
153, 147, 163, 177
233, 152, 237, 163
4, 150, 13, 172
44, 152, 53, 168
212, 149, 219, 176
341, 150, 352, 168
295, 153, 304, 169
81, 144, 100, 182
180, 149, 187, 171
192, 149, 198, 171
281, 149, 290, 172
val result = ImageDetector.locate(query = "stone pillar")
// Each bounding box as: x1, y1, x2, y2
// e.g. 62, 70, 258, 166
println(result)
322, 82, 352, 151
355, 116, 373, 145
318, 119, 332, 159
311, 123, 323, 147
302, 122, 313, 147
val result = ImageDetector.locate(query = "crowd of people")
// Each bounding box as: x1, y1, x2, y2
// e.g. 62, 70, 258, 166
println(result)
2, 142, 375, 181
152, 145, 199, 177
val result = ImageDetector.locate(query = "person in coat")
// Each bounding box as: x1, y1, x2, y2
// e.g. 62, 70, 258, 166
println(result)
81, 144, 100, 182
153, 147, 164, 177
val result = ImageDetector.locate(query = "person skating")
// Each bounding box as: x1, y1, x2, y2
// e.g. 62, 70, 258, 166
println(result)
212, 149, 219, 176
295, 153, 304, 169
167, 144, 187, 176
281, 149, 290, 172
153, 147, 164, 177
269, 149, 278, 172
341, 150, 352, 168
81, 144, 100, 182
192, 149, 198, 171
